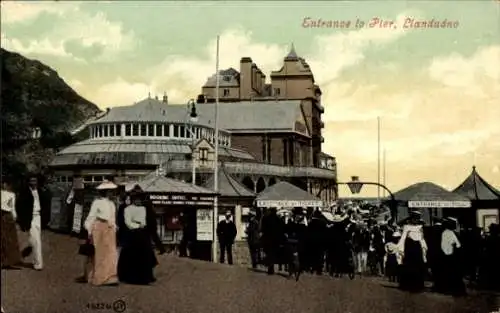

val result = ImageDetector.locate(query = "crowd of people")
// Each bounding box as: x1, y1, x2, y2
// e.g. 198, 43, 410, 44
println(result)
242, 204, 500, 296
2, 175, 500, 313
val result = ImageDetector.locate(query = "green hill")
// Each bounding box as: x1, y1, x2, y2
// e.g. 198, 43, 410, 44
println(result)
1, 48, 100, 179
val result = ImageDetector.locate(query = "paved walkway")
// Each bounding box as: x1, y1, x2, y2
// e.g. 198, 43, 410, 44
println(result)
1, 232, 498, 313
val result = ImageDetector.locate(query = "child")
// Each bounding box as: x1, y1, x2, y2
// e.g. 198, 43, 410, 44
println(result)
384, 231, 401, 282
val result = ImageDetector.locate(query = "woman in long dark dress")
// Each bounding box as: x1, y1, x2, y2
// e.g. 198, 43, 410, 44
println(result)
397, 211, 428, 292
117, 189, 163, 285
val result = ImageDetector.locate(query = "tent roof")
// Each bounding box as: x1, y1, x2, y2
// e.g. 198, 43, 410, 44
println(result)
203, 168, 255, 198
256, 181, 319, 202
393, 182, 470, 202
134, 173, 216, 194
453, 166, 500, 200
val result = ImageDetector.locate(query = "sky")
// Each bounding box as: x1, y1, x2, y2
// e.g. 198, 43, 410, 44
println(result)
1, 0, 499, 197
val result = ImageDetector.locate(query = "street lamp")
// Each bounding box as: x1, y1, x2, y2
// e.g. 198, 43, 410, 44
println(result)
186, 99, 198, 185
318, 176, 398, 223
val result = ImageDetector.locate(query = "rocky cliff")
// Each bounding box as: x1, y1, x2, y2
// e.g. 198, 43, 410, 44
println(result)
1, 48, 101, 178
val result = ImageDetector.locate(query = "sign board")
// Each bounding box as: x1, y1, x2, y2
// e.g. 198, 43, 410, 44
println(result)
256, 200, 323, 208
196, 208, 213, 241
148, 194, 215, 206
408, 201, 471, 208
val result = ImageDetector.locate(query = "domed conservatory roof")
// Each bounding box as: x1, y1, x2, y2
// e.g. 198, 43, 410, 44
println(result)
89, 98, 303, 133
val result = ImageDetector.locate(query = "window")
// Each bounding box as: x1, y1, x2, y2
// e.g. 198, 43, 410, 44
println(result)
98, 126, 103, 137
156, 124, 163, 137
223, 89, 230, 96
103, 126, 108, 137
125, 124, 131, 136
116, 124, 122, 136
148, 124, 155, 137
164, 125, 170, 137
199, 148, 209, 162
83, 175, 92, 183
180, 125, 185, 138
132, 124, 139, 136
140, 124, 147, 136
223, 76, 231, 82
109, 125, 115, 137
283, 138, 288, 165
274, 88, 280, 96
173, 125, 179, 137
186, 127, 191, 138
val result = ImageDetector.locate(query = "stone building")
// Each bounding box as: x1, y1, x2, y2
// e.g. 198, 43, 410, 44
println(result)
201, 44, 326, 168
50, 47, 337, 204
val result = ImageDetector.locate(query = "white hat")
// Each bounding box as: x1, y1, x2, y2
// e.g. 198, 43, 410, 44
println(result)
96, 180, 118, 190
124, 182, 140, 192
393, 231, 402, 237
332, 214, 348, 222
445, 217, 458, 223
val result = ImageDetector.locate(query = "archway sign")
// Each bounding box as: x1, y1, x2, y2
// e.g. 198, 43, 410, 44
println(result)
408, 200, 471, 208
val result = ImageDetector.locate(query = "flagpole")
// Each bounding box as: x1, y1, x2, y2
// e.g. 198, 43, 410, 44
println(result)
212, 35, 220, 263
383, 148, 386, 198
377, 116, 381, 203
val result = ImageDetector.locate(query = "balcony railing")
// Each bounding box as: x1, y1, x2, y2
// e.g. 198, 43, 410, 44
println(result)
165, 160, 336, 179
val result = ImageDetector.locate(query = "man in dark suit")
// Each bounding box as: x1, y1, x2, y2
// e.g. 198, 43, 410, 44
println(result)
16, 175, 51, 270
217, 210, 237, 265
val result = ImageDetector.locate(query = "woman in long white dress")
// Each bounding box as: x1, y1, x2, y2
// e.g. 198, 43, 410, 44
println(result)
84, 181, 119, 286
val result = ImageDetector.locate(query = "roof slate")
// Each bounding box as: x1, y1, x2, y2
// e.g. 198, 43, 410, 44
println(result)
453, 166, 500, 200
90, 98, 302, 132
135, 174, 216, 194
256, 181, 319, 202
203, 168, 255, 197
393, 182, 470, 202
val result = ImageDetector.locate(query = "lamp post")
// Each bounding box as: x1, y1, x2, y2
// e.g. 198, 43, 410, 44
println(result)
318, 176, 398, 223
186, 99, 198, 185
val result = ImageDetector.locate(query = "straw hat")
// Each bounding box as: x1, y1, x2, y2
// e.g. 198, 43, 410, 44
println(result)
96, 180, 118, 190
125, 182, 142, 193
331, 214, 348, 222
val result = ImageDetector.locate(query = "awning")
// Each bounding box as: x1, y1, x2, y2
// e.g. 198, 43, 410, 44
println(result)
394, 182, 471, 208
256, 181, 323, 208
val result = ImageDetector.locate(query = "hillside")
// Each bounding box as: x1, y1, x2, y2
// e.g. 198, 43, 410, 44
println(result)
1, 48, 101, 178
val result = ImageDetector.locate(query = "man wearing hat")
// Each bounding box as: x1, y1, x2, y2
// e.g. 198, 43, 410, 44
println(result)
16, 174, 51, 271
216, 210, 237, 265
244, 210, 260, 269
437, 217, 466, 296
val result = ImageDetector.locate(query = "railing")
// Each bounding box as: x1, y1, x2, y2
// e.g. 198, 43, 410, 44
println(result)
166, 160, 336, 179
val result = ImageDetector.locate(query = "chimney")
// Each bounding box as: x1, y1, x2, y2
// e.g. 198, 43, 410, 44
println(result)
162, 92, 168, 104
239, 57, 252, 100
